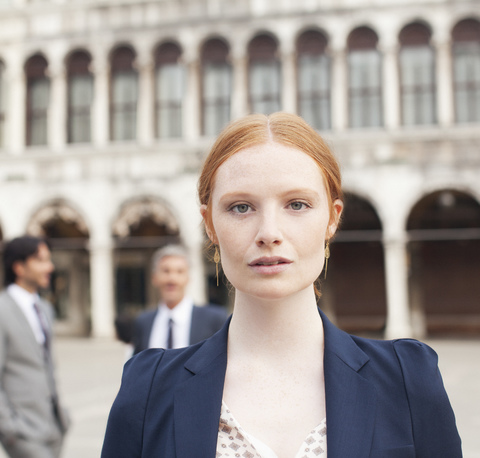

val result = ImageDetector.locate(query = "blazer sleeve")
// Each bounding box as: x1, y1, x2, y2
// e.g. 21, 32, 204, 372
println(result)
394, 340, 462, 457
0, 319, 17, 443
101, 349, 165, 458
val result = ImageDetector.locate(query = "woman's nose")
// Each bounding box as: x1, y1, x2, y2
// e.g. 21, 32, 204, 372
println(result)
254, 211, 284, 246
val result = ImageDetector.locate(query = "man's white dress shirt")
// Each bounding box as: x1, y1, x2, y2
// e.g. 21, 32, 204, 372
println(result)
7, 283, 47, 346
148, 296, 194, 349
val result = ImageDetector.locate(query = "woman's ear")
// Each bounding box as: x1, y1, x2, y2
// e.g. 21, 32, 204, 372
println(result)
200, 204, 218, 244
327, 199, 344, 239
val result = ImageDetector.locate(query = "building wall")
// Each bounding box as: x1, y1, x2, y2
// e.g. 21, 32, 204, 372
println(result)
0, 0, 479, 337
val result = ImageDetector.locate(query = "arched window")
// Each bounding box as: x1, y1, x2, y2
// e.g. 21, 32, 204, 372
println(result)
452, 18, 480, 123
322, 193, 386, 334
248, 34, 281, 114
110, 46, 138, 141
407, 190, 480, 334
399, 22, 436, 125
154, 42, 184, 138
0, 60, 5, 147
347, 27, 382, 128
297, 30, 331, 130
67, 50, 93, 143
25, 54, 49, 146
201, 38, 231, 136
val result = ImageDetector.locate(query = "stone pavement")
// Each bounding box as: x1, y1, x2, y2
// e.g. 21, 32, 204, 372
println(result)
0, 337, 479, 458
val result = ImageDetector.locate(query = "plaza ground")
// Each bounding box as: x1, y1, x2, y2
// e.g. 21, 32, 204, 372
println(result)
1, 336, 479, 457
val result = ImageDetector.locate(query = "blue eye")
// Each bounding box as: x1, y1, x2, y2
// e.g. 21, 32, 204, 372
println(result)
290, 202, 307, 210
232, 204, 250, 213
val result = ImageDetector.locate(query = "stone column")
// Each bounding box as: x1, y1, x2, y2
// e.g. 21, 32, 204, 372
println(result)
5, 49, 26, 154
89, 239, 115, 337
382, 45, 400, 130
281, 50, 296, 113
383, 236, 413, 339
231, 54, 249, 119
183, 57, 200, 141
435, 39, 454, 126
186, 237, 208, 306
331, 47, 347, 131
48, 63, 67, 152
136, 55, 154, 146
91, 54, 110, 147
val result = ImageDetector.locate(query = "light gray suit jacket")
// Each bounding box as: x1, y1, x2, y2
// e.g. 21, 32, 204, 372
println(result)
0, 290, 69, 453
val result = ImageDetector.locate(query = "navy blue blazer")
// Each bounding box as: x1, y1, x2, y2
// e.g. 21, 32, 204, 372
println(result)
102, 310, 462, 458
132, 304, 229, 355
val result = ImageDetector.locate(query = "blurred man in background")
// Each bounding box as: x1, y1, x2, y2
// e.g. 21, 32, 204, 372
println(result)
132, 244, 228, 355
0, 236, 69, 458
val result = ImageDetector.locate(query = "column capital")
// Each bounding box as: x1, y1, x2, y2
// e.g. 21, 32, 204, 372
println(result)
133, 51, 155, 73
45, 65, 66, 80
180, 55, 200, 69
378, 44, 400, 55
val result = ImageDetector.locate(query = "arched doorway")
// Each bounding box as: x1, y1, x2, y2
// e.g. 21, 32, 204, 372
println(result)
112, 197, 181, 317
321, 193, 386, 334
407, 189, 480, 335
27, 200, 90, 336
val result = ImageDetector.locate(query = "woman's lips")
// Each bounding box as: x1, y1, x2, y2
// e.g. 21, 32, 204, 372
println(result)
248, 257, 292, 275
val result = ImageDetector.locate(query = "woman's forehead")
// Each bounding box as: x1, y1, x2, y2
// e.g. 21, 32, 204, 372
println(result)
212, 142, 326, 195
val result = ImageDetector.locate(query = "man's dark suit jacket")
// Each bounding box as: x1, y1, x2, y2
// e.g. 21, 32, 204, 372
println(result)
132, 304, 229, 355
102, 310, 462, 458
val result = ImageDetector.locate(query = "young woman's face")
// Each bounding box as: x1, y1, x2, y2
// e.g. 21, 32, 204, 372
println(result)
204, 141, 342, 301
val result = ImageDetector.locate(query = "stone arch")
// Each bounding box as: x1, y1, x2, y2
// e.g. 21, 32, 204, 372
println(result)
27, 198, 89, 245
200, 36, 232, 136
296, 28, 331, 130
320, 192, 386, 335
26, 199, 91, 336
247, 31, 281, 115
153, 40, 184, 138
407, 189, 480, 335
346, 26, 383, 128
112, 196, 181, 316
112, 195, 180, 241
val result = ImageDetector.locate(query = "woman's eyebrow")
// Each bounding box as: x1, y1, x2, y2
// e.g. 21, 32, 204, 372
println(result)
217, 188, 321, 202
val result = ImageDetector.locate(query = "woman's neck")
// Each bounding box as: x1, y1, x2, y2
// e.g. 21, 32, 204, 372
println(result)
228, 286, 324, 361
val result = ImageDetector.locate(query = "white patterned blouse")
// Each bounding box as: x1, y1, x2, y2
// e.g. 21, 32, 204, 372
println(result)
216, 402, 327, 458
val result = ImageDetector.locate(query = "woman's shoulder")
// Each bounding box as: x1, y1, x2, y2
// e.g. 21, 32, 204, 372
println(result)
125, 342, 204, 381
351, 334, 437, 362
346, 334, 442, 384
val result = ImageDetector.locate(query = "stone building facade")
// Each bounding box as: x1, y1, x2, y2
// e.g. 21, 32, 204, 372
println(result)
0, 0, 479, 338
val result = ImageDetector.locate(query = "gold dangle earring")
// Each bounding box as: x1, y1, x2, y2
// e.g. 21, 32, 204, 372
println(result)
324, 241, 330, 279
214, 246, 220, 286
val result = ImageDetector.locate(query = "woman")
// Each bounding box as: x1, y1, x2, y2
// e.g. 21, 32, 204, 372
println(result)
101, 113, 462, 458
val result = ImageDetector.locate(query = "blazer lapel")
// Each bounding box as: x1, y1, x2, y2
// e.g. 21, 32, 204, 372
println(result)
172, 312, 376, 458
321, 310, 377, 458
174, 318, 229, 458
3, 292, 44, 360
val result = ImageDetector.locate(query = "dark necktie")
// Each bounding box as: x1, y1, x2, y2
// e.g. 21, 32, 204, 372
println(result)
33, 302, 50, 354
33, 303, 66, 432
167, 318, 174, 349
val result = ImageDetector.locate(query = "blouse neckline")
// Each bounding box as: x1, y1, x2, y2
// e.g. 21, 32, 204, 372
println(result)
217, 401, 327, 458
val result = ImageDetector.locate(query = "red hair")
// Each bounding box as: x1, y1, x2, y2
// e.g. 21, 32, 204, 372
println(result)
198, 112, 343, 234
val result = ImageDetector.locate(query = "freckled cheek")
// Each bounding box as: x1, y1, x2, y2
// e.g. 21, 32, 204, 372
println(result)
295, 222, 328, 256
214, 221, 252, 270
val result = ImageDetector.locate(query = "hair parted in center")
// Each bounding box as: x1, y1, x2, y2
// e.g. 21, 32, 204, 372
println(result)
198, 112, 343, 234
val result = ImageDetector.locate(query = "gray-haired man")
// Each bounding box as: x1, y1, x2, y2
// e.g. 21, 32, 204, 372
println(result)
132, 244, 228, 354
